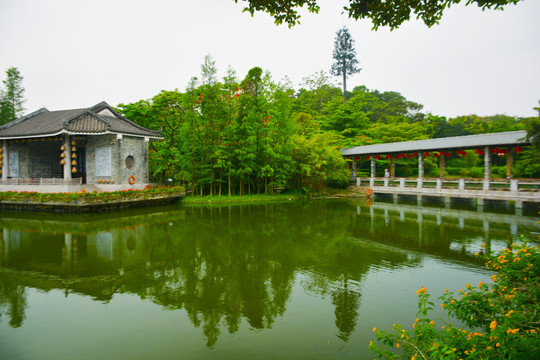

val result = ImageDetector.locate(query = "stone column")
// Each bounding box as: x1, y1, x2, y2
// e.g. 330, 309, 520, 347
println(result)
352, 157, 357, 173
1, 140, 6, 179
370, 156, 375, 178
439, 155, 446, 178
418, 152, 424, 179
63, 135, 72, 180
390, 155, 395, 177
117, 134, 123, 183
484, 146, 491, 179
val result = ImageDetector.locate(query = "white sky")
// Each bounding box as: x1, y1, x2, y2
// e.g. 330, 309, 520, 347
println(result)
1, 0, 539, 118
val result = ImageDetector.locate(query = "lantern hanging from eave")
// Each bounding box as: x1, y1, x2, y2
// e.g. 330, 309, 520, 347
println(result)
356, 156, 360, 161
375, 155, 381, 160
434, 153, 439, 158
413, 152, 418, 157
424, 152, 429, 158
386, 154, 392, 159
446, 152, 451, 157
365, 155, 370, 160
515, 146, 522, 154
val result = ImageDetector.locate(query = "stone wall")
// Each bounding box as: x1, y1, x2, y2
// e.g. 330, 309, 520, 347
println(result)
86, 135, 148, 185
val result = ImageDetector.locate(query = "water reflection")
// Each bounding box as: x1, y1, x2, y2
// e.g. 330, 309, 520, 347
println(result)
0, 200, 537, 349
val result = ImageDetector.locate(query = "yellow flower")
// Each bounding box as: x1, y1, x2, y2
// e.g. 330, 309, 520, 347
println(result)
372, 327, 377, 332
396, 343, 400, 348
416, 286, 426, 295
490, 321, 497, 330
445, 288, 449, 292
465, 283, 471, 288
478, 281, 483, 287
441, 303, 445, 308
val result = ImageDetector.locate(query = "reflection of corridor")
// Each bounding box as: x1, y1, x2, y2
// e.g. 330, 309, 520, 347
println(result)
355, 199, 537, 259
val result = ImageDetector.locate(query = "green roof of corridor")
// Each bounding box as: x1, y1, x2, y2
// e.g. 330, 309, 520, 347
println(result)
341, 130, 529, 156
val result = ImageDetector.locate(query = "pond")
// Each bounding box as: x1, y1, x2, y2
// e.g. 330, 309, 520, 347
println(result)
0, 198, 538, 359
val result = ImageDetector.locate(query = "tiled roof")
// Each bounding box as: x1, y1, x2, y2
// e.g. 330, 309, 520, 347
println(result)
341, 131, 529, 156
0, 101, 162, 139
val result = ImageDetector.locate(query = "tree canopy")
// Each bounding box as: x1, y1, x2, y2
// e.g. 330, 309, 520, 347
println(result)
234, 0, 523, 29
330, 26, 361, 102
0, 67, 25, 125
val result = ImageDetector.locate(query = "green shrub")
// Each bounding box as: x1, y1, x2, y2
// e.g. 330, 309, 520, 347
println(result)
370, 239, 540, 359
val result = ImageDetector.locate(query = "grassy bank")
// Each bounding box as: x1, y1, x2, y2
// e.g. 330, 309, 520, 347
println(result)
181, 193, 306, 205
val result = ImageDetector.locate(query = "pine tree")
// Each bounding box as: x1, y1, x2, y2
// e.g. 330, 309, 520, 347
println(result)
330, 27, 360, 102
0, 67, 25, 125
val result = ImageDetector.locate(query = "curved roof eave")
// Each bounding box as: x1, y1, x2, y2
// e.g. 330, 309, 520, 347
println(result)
0, 129, 163, 140
341, 130, 529, 156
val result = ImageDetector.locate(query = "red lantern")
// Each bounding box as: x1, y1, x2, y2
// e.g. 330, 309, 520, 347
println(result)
446, 152, 451, 157
424, 152, 429, 157
375, 155, 381, 160
440, 151, 446, 156
515, 146, 522, 154
491, 148, 499, 154
413, 152, 418, 157
386, 154, 392, 159
356, 156, 360, 161
365, 155, 370, 160
434, 153, 439, 158
407, 154, 412, 159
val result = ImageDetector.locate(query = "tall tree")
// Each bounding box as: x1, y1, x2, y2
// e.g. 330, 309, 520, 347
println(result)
330, 27, 360, 102
0, 67, 25, 125
234, 0, 522, 29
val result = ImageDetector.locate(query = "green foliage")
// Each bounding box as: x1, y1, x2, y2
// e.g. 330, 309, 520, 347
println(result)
235, 0, 523, 30
0, 66, 25, 125
370, 239, 540, 359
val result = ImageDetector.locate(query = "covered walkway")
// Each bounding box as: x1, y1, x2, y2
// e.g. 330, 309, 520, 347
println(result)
341, 130, 529, 179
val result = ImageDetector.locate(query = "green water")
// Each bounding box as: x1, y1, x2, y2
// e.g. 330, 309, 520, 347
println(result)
0, 199, 537, 359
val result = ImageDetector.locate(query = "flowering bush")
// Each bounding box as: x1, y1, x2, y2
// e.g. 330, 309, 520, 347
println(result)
370, 239, 539, 359
0, 186, 185, 203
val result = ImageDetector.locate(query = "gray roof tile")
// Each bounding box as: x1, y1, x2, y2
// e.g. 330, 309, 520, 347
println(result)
341, 131, 529, 156
0, 101, 162, 139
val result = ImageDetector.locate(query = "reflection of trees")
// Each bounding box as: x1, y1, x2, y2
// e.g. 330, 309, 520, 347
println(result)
0, 200, 420, 343
332, 282, 360, 342
0, 277, 27, 328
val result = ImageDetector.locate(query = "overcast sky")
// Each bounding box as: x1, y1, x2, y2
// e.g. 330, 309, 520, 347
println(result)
1, 0, 539, 118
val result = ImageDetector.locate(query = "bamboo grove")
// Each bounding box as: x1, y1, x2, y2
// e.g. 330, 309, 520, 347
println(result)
117, 57, 348, 196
